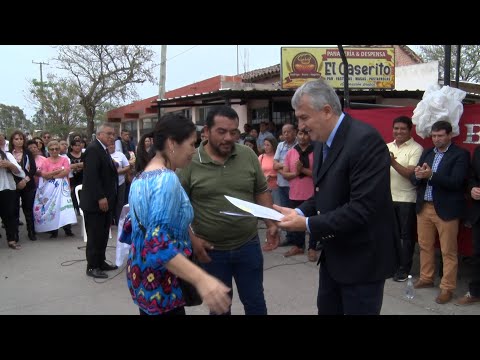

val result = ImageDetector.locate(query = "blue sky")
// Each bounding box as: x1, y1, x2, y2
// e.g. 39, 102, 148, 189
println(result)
0, 45, 421, 118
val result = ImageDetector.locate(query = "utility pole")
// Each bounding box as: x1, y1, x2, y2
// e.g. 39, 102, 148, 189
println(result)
158, 45, 167, 118
32, 60, 49, 129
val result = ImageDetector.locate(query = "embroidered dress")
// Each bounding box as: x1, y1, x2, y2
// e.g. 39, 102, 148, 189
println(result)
33, 157, 77, 232
126, 169, 193, 315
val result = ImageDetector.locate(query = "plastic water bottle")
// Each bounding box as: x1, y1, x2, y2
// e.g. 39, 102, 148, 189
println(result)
405, 275, 415, 300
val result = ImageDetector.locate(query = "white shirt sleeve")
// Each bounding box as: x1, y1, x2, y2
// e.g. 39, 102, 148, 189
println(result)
120, 153, 129, 168
5, 152, 25, 178
115, 139, 122, 153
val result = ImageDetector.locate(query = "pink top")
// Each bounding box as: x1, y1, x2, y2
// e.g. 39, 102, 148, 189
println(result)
41, 156, 70, 180
42, 156, 70, 172
284, 148, 314, 201
258, 153, 278, 190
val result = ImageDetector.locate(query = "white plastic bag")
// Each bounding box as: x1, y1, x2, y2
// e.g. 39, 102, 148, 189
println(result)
412, 85, 466, 139
116, 204, 131, 267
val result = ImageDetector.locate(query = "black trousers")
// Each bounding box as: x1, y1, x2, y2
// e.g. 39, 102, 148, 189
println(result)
469, 222, 480, 297
317, 262, 385, 315
15, 188, 36, 238
85, 210, 112, 269
0, 190, 18, 242
393, 201, 417, 273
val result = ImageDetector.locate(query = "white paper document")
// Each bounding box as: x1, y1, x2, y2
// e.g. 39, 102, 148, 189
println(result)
223, 195, 284, 221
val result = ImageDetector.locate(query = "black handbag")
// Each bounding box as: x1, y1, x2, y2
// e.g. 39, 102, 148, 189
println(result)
133, 207, 202, 307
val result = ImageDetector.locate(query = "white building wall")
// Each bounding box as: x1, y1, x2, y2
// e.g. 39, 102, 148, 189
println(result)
395, 61, 439, 91
232, 103, 248, 129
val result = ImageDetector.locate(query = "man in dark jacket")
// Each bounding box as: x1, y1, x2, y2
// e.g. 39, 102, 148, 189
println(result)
275, 79, 397, 315
457, 144, 480, 306
411, 120, 470, 304
81, 123, 119, 279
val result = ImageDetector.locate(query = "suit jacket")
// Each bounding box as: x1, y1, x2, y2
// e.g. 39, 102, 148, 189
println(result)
298, 114, 397, 284
411, 143, 469, 221
80, 139, 118, 212
468, 146, 480, 225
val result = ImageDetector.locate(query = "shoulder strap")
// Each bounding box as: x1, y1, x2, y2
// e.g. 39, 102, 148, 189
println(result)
133, 207, 146, 236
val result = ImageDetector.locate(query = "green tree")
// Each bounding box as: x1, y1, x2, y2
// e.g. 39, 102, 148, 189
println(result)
419, 45, 480, 83
28, 74, 86, 139
54, 45, 157, 137
0, 104, 33, 135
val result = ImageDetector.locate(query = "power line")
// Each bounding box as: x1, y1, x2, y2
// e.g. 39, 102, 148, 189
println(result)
154, 45, 199, 68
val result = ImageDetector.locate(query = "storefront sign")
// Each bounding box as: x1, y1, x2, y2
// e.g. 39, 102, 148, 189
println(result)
281, 47, 395, 89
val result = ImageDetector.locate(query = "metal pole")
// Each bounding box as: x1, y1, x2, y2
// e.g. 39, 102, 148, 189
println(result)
444, 45, 451, 86
337, 45, 350, 109
158, 45, 167, 118
237, 45, 239, 75
455, 45, 461, 87
32, 60, 49, 128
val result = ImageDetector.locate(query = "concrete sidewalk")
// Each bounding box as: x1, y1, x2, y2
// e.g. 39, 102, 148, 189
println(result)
1, 217, 479, 315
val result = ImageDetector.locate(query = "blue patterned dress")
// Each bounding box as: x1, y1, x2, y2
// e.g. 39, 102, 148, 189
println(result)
126, 169, 193, 315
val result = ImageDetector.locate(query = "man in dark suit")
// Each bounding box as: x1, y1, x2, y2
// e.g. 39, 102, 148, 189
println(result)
457, 144, 480, 306
274, 79, 397, 315
411, 120, 469, 304
81, 123, 119, 279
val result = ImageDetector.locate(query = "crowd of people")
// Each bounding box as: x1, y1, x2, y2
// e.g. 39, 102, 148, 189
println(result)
3, 78, 480, 315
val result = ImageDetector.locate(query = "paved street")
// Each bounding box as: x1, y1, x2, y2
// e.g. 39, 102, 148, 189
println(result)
1, 217, 479, 315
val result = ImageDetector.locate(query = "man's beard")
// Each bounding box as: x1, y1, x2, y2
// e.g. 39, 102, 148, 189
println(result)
210, 141, 233, 157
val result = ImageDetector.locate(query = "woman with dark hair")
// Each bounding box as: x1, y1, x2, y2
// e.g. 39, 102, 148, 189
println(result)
143, 136, 152, 153
135, 132, 154, 174
26, 140, 46, 187
9, 130, 37, 241
33, 137, 47, 157
127, 113, 231, 316
69, 133, 82, 146
67, 139, 85, 215
0, 147, 25, 249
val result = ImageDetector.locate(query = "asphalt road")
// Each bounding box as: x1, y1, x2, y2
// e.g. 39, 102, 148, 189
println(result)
1, 217, 479, 315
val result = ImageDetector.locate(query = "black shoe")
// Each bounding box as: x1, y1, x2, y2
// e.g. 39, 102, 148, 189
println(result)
28, 232, 37, 241
64, 230, 75, 237
100, 262, 118, 271
49, 231, 58, 239
393, 270, 408, 282
86, 268, 108, 279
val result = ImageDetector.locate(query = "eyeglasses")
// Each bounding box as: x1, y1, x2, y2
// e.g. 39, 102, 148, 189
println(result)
49, 148, 60, 151
101, 131, 116, 136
